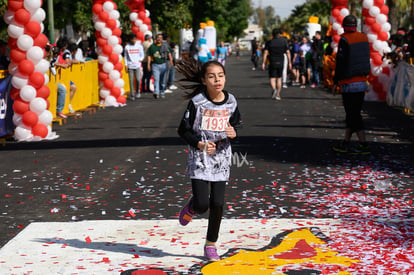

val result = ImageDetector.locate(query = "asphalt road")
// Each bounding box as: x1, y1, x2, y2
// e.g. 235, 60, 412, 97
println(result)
1, 53, 413, 250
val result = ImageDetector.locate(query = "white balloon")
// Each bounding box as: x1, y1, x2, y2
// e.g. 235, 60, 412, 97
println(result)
24, 0, 42, 13
3, 10, 15, 25
362, 0, 374, 9
129, 12, 138, 22
40, 22, 45, 33
11, 73, 28, 89
373, 40, 383, 51
114, 78, 125, 88
100, 89, 110, 98
101, 28, 112, 39
38, 110, 53, 125
332, 23, 341, 31
367, 33, 378, 43
139, 24, 148, 33
98, 55, 109, 64
31, 8, 46, 22
371, 66, 382, 76
103, 61, 114, 73
13, 114, 23, 126
43, 73, 49, 85
113, 44, 123, 54
121, 88, 125, 95
110, 10, 120, 20
29, 97, 47, 114
363, 25, 371, 34
103, 1, 114, 12
27, 46, 44, 64
340, 8, 349, 17
17, 35, 34, 51
145, 9, 150, 17
108, 35, 119, 46
109, 70, 120, 80
20, 85, 37, 102
376, 14, 387, 25
369, 6, 380, 17
14, 126, 33, 140
35, 59, 50, 74
134, 19, 143, 26
337, 28, 344, 35
104, 95, 117, 106
7, 24, 24, 38
381, 22, 391, 32
8, 62, 18, 75
95, 21, 105, 31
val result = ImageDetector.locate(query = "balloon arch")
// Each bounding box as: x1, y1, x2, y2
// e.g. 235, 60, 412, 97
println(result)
3, 0, 151, 141
330, 0, 391, 101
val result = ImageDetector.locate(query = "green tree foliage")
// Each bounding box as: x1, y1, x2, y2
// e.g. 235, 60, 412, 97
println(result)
251, 6, 281, 41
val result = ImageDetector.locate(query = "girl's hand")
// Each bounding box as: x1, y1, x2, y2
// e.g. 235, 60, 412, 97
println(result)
198, 141, 216, 155
225, 123, 236, 139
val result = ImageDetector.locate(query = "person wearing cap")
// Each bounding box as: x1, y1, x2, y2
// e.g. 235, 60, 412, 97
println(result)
332, 15, 371, 154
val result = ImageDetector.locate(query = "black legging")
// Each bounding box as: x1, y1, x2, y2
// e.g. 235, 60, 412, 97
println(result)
191, 179, 226, 243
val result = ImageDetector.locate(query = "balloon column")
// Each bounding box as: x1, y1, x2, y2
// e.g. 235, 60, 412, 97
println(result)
362, 0, 392, 100
92, 0, 126, 106
124, 0, 152, 43
329, 0, 349, 52
4, 0, 56, 141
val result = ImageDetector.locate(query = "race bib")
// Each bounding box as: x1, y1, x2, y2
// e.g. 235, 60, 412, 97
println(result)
201, 109, 229, 132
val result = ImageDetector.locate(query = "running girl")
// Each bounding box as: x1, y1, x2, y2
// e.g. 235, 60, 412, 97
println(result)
176, 59, 242, 261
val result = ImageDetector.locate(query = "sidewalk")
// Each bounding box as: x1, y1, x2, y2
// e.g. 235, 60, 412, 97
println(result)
0, 53, 413, 274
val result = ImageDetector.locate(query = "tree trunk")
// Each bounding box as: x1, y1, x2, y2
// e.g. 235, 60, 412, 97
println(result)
387, 0, 399, 33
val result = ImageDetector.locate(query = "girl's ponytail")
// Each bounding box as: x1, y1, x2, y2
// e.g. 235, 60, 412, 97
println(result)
175, 57, 205, 99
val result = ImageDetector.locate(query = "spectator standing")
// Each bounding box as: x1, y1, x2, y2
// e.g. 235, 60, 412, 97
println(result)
147, 33, 173, 99
311, 31, 324, 88
299, 36, 312, 88
262, 29, 291, 100
141, 34, 153, 93
291, 36, 301, 86
332, 15, 371, 154
124, 34, 144, 100
251, 37, 259, 70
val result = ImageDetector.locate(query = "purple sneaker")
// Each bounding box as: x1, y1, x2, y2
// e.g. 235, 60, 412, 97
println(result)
204, 245, 220, 261
179, 196, 194, 226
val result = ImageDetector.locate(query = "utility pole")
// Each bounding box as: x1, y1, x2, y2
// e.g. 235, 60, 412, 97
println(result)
48, 0, 55, 43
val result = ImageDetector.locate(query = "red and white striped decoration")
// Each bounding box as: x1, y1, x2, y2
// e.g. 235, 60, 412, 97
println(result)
92, 0, 126, 106
4, 0, 56, 141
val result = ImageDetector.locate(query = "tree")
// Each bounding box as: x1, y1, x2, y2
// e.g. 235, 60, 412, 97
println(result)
252, 6, 281, 41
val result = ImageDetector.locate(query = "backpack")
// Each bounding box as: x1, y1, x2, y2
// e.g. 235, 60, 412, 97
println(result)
160, 42, 169, 60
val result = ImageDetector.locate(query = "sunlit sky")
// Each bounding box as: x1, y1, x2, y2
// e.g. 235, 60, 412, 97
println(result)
251, 0, 307, 19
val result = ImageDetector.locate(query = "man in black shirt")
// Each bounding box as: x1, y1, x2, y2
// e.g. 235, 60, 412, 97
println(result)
262, 29, 291, 100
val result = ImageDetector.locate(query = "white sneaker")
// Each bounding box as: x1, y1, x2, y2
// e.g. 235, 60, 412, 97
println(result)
68, 104, 75, 114
169, 85, 178, 90
165, 89, 173, 94
283, 84, 288, 88
271, 90, 277, 99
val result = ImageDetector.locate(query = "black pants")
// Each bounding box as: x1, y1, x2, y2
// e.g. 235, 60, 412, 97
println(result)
141, 62, 152, 92
342, 92, 365, 132
191, 179, 226, 243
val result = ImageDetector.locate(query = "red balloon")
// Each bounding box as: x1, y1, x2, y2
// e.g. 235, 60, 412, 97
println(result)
32, 123, 48, 138
96, 37, 107, 48
114, 62, 123, 72
365, 16, 376, 26
131, 26, 140, 34
330, 0, 348, 7
22, 111, 39, 127
14, 8, 31, 26
378, 31, 388, 41
333, 34, 340, 44
25, 21, 41, 38
102, 44, 113, 56
147, 24, 152, 31
380, 5, 389, 15
98, 72, 109, 81
337, 16, 344, 25
92, 3, 103, 14
106, 19, 117, 30
98, 11, 109, 22
13, 99, 30, 115
371, 23, 382, 33
29, 72, 45, 89
136, 31, 144, 42
7, 0, 24, 12
112, 28, 122, 37
8, 37, 18, 49
10, 88, 20, 100
117, 95, 126, 104
362, 8, 370, 18
10, 49, 26, 64
138, 11, 146, 20
37, 85, 50, 99
374, 0, 384, 7
95, 31, 101, 39
111, 86, 121, 98
104, 78, 114, 89
109, 53, 119, 64
33, 33, 48, 48
332, 8, 341, 17
18, 59, 35, 76
382, 66, 390, 75
371, 53, 382, 66
46, 99, 50, 110
143, 17, 151, 26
